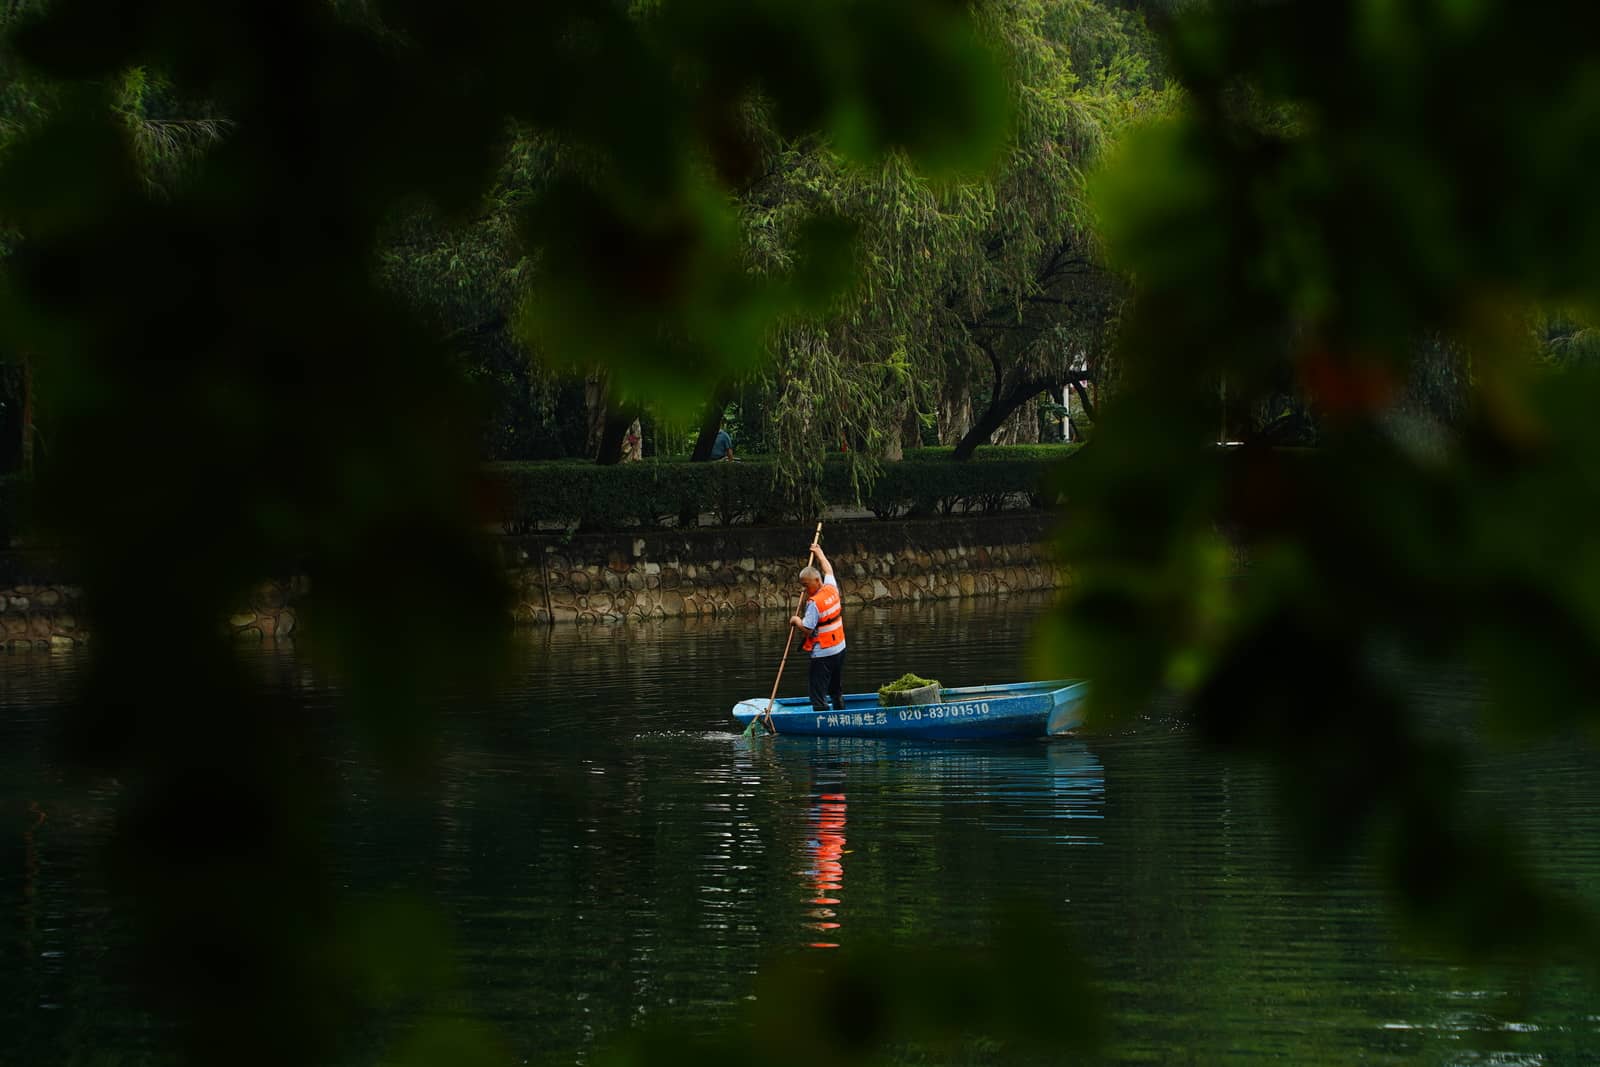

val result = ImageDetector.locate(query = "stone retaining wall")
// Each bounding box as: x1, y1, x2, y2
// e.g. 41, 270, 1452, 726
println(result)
0, 582, 86, 650
499, 513, 1066, 625
0, 514, 1067, 646
0, 573, 302, 651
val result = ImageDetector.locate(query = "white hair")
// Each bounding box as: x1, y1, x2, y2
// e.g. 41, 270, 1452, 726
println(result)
799, 566, 821, 582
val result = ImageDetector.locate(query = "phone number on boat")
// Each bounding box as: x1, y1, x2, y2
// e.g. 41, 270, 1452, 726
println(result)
896, 702, 991, 722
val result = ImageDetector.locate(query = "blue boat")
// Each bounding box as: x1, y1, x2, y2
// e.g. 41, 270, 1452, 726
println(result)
731, 680, 1088, 739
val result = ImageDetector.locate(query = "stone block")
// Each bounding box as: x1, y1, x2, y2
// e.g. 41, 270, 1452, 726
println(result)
234, 627, 263, 642
229, 611, 256, 628
35, 590, 61, 608
642, 562, 661, 575
7, 597, 28, 613
277, 612, 297, 636
49, 634, 75, 650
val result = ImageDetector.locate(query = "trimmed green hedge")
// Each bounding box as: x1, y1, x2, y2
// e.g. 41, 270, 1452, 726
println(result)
487, 445, 1077, 532
901, 444, 1079, 462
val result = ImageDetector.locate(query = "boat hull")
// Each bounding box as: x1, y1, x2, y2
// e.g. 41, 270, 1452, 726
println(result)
731, 680, 1087, 739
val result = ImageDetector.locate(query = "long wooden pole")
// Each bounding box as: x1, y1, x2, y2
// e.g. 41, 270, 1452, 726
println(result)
759, 521, 823, 734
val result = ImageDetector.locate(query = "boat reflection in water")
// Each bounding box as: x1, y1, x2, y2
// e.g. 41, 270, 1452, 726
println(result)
804, 791, 849, 948
788, 738, 1106, 950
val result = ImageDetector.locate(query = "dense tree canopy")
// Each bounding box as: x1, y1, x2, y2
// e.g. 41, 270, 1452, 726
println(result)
8, 0, 1600, 1064
360, 0, 1167, 477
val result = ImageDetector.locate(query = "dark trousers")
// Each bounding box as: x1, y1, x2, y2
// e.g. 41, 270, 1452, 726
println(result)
808, 650, 846, 710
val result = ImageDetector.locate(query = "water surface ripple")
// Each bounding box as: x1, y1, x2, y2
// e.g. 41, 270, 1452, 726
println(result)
3, 593, 1599, 1064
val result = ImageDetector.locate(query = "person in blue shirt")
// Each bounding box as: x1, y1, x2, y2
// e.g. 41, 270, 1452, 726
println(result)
709, 428, 734, 461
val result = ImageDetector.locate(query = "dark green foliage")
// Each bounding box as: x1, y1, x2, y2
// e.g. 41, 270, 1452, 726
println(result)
488, 447, 1070, 531
0, 1, 1012, 1064
1062, 0, 1600, 973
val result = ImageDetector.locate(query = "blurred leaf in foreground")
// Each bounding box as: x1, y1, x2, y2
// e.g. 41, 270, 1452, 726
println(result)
1055, 0, 1600, 968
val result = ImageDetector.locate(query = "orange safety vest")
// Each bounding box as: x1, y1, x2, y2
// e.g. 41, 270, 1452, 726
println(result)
801, 582, 845, 653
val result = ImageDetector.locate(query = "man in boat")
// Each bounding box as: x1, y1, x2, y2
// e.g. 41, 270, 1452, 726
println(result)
791, 544, 846, 711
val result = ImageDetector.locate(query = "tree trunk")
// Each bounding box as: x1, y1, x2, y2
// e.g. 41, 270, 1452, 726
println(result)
895, 404, 922, 460
20, 354, 33, 476
991, 396, 1041, 445
584, 372, 608, 460
690, 380, 737, 462
951, 391, 1022, 460
937, 376, 971, 445
594, 405, 637, 467
1069, 378, 1096, 423
950, 379, 1057, 460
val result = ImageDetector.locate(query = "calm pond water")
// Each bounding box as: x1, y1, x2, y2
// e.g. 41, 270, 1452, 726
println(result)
4, 593, 1600, 1065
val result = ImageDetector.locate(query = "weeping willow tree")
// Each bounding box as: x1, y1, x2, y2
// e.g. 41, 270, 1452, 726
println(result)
736, 0, 1169, 489
365, 0, 1165, 479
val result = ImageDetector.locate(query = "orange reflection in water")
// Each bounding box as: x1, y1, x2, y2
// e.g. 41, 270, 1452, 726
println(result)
805, 792, 847, 948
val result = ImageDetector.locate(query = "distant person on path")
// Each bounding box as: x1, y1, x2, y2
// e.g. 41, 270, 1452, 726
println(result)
710, 427, 734, 461
791, 544, 846, 711
622, 419, 643, 462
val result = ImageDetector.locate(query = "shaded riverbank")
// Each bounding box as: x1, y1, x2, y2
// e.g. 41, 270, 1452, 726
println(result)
0, 513, 1067, 644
